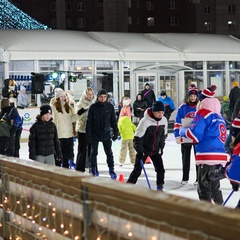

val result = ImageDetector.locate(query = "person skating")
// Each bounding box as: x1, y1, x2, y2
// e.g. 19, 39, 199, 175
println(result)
126, 101, 168, 191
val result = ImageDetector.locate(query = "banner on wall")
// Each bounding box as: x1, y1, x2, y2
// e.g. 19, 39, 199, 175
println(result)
18, 108, 39, 139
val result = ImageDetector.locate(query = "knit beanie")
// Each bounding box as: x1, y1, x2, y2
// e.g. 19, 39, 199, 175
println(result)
54, 88, 65, 99
152, 101, 165, 112
233, 81, 239, 87
199, 85, 217, 100
187, 84, 198, 97
20, 85, 26, 92
40, 105, 52, 116
230, 118, 240, 138
97, 89, 107, 97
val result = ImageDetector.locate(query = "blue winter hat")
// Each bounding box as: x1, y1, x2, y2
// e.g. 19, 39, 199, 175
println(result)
152, 101, 165, 112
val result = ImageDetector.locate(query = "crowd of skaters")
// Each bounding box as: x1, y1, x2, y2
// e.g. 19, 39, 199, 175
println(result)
1, 78, 240, 207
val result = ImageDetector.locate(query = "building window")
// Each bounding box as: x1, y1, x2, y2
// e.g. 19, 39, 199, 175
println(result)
50, 2, 56, 11
78, 2, 85, 11
169, 1, 176, 10
128, 0, 131, 8
98, 16, 104, 25
136, 17, 140, 25
204, 21, 212, 31
204, 5, 211, 14
65, 2, 72, 11
228, 4, 236, 13
147, 17, 154, 26
128, 17, 132, 25
146, 1, 154, 10
168, 17, 178, 26
50, 18, 56, 28
91, 1, 94, 7
136, 0, 140, 7
228, 21, 236, 30
78, 18, 86, 28
91, 18, 95, 24
66, 18, 72, 28
98, 0, 103, 5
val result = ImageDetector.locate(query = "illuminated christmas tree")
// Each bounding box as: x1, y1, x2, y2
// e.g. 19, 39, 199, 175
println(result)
0, 0, 49, 29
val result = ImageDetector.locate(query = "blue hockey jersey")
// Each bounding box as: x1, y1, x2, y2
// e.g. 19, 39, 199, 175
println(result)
180, 98, 228, 166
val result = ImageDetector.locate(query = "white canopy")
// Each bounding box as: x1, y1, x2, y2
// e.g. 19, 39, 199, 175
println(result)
0, 29, 240, 62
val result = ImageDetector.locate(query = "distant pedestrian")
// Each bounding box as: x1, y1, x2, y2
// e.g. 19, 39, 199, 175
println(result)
133, 93, 147, 120
86, 89, 119, 179
221, 95, 231, 124
17, 85, 30, 109
118, 115, 136, 166
158, 90, 175, 121
229, 81, 240, 116
126, 101, 168, 191
28, 105, 62, 165
119, 98, 132, 119
141, 83, 156, 108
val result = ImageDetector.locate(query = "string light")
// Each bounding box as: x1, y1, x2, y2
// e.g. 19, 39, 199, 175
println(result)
0, 0, 49, 29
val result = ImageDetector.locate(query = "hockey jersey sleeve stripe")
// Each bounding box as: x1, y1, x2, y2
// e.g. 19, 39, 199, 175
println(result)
185, 128, 198, 144
196, 153, 228, 161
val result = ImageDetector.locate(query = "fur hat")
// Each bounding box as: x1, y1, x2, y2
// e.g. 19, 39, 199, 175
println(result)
97, 89, 107, 97
122, 99, 131, 107
54, 88, 65, 99
187, 84, 198, 97
152, 101, 165, 112
233, 81, 239, 87
40, 105, 52, 116
230, 118, 240, 138
199, 85, 217, 100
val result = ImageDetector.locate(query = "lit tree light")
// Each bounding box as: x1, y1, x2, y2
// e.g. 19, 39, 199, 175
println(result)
0, 0, 50, 29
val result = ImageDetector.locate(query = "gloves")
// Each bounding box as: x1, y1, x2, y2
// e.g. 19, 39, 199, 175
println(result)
112, 135, 118, 141
77, 108, 87, 116
175, 137, 181, 144
231, 181, 239, 191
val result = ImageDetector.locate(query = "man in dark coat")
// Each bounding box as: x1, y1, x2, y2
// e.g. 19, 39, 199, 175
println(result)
86, 89, 118, 179
229, 81, 240, 115
141, 83, 156, 108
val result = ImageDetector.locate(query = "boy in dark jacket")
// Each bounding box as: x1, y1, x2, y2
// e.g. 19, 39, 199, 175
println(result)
126, 101, 168, 190
28, 105, 62, 165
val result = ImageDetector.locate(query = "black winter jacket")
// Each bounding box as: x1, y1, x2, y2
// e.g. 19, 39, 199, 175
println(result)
86, 101, 118, 142
28, 116, 62, 160
141, 88, 156, 108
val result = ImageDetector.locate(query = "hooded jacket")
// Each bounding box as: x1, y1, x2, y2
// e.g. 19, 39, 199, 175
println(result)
118, 116, 136, 140
134, 108, 168, 156
2, 79, 17, 99
180, 98, 228, 166
75, 89, 95, 133
28, 115, 62, 160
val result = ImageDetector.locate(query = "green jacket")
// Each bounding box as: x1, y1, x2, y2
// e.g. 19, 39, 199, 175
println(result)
118, 116, 136, 140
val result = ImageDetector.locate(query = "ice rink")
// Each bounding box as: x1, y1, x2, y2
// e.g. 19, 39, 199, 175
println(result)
19, 132, 240, 209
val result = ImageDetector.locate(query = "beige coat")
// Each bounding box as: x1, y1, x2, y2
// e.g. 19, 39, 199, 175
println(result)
51, 100, 79, 139
75, 90, 95, 133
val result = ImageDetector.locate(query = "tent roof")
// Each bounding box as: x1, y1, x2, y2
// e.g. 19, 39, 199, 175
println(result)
0, 30, 240, 62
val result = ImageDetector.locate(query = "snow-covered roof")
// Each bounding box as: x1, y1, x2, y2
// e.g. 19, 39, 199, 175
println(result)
0, 29, 240, 62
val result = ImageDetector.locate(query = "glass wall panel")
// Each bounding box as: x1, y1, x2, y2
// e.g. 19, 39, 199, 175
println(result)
207, 61, 225, 70
207, 71, 224, 97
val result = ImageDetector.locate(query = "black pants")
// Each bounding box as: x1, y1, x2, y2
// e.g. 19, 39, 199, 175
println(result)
90, 139, 114, 170
76, 132, 91, 172
57, 138, 74, 168
127, 153, 165, 187
181, 143, 198, 181
198, 164, 223, 204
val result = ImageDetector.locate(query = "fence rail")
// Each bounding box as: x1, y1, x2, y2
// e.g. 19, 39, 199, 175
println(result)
0, 156, 239, 240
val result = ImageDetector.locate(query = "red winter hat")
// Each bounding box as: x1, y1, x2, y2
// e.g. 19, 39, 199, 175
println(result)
230, 118, 240, 138
200, 85, 217, 100
187, 84, 198, 97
